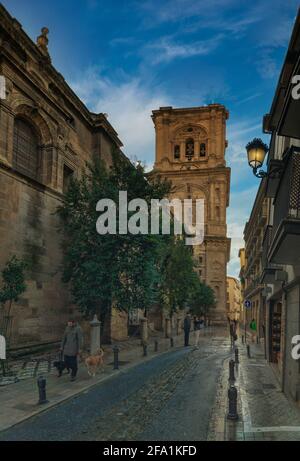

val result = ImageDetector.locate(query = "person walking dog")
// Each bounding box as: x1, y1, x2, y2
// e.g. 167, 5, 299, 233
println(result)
60, 319, 83, 382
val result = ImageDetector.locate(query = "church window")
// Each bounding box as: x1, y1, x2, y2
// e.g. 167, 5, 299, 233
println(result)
200, 142, 206, 157
63, 164, 74, 194
13, 118, 39, 180
185, 138, 194, 160
174, 144, 180, 159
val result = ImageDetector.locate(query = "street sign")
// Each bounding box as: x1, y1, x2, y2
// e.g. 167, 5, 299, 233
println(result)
244, 300, 251, 309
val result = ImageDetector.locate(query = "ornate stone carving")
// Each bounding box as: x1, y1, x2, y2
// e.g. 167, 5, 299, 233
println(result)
37, 27, 49, 55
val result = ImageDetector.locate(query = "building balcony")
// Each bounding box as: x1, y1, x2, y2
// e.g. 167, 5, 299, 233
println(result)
268, 146, 300, 265
244, 277, 263, 298
261, 224, 282, 283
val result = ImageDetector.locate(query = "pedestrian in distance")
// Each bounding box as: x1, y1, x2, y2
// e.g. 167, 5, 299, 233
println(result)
183, 313, 191, 347
229, 320, 237, 348
250, 318, 257, 343
194, 316, 201, 347
60, 319, 83, 382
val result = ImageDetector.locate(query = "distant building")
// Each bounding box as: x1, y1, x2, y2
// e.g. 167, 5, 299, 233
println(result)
238, 248, 246, 328
226, 276, 242, 321
151, 105, 231, 324
243, 180, 270, 342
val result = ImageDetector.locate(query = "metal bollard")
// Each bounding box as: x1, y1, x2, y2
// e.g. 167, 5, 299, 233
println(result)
154, 340, 158, 352
228, 359, 235, 384
247, 344, 251, 358
143, 343, 148, 357
235, 347, 239, 364
242, 335, 244, 344
37, 375, 48, 405
227, 384, 239, 420
256, 335, 259, 345
170, 337, 174, 348
113, 346, 119, 369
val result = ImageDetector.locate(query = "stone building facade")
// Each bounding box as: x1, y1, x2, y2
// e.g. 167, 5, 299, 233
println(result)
244, 9, 300, 402
0, 4, 128, 350
151, 105, 231, 323
226, 276, 242, 321
243, 179, 270, 343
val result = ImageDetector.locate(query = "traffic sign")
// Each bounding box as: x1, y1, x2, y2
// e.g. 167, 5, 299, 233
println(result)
244, 300, 251, 309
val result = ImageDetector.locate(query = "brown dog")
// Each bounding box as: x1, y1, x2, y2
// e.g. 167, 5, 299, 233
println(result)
85, 348, 104, 377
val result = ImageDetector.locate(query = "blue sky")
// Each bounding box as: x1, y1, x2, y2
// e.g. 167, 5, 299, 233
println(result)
2, 0, 299, 276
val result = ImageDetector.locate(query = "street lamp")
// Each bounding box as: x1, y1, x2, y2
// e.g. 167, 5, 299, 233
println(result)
246, 138, 284, 179
246, 138, 269, 178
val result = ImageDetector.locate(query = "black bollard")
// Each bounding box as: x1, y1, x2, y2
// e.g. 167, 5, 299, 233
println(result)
235, 347, 239, 364
113, 346, 119, 369
170, 337, 174, 348
247, 344, 251, 358
37, 375, 48, 405
227, 384, 239, 420
228, 359, 235, 384
154, 340, 158, 352
143, 343, 148, 357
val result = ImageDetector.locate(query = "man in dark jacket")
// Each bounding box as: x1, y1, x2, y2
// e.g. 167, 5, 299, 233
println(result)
183, 313, 191, 347
60, 320, 83, 381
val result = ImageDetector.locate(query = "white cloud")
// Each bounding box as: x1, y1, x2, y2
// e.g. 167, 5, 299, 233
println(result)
70, 69, 169, 167
145, 34, 224, 64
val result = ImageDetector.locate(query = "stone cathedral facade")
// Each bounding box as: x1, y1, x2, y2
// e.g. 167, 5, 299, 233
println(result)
0, 4, 128, 350
151, 105, 231, 323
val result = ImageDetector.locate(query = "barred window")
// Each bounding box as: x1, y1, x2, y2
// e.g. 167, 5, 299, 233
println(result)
185, 138, 194, 159
200, 142, 206, 157
13, 118, 39, 180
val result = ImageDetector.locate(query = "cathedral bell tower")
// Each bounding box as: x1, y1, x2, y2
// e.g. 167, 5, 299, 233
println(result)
151, 104, 231, 324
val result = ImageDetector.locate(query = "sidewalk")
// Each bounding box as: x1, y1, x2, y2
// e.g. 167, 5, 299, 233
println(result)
0, 328, 202, 433
209, 338, 300, 441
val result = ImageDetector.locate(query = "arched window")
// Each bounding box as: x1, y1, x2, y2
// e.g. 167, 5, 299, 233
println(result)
185, 138, 194, 160
174, 144, 180, 159
13, 118, 39, 180
200, 142, 206, 157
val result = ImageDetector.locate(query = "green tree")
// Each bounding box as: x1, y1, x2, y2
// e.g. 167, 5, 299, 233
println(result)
189, 276, 216, 319
159, 238, 196, 319
0, 256, 27, 339
57, 151, 171, 323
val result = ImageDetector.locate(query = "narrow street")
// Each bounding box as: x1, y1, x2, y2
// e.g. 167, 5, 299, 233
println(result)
0, 331, 230, 441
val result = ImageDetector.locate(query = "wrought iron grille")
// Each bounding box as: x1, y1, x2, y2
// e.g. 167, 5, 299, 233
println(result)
273, 147, 300, 233
289, 151, 300, 218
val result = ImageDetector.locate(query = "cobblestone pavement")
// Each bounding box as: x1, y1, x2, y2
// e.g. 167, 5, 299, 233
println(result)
209, 339, 300, 441
0, 328, 231, 441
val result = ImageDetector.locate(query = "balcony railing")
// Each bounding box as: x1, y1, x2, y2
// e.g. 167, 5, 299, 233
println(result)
268, 146, 300, 265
